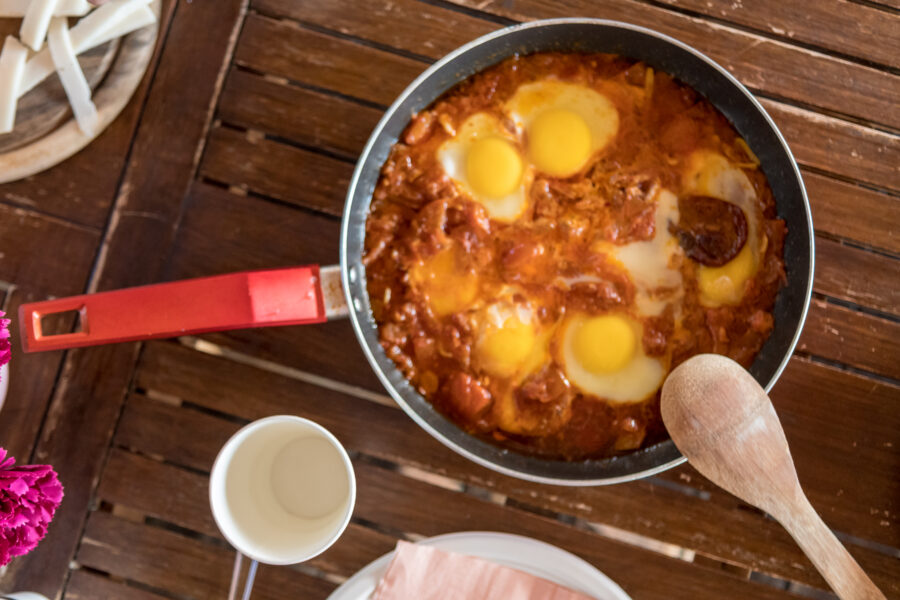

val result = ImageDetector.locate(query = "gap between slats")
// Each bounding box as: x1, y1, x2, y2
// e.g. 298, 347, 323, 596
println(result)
245, 1, 900, 133
135, 338, 900, 554
170, 178, 900, 387
95, 386, 898, 598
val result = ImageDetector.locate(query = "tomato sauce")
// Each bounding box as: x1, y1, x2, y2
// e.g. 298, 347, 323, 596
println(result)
364, 53, 786, 460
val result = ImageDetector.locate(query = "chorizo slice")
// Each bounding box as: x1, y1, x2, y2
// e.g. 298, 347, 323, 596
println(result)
670, 194, 747, 266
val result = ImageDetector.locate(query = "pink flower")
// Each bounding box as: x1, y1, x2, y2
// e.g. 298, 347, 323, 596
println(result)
0, 310, 9, 373
0, 448, 63, 566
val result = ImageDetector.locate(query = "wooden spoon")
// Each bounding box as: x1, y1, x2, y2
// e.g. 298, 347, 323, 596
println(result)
660, 354, 885, 600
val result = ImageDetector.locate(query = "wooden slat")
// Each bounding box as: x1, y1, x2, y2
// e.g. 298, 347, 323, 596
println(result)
815, 237, 899, 316
771, 358, 900, 546
234, 13, 424, 107
218, 68, 382, 158
209, 94, 900, 259
0, 288, 69, 461
96, 443, 400, 578
493, 1, 900, 131
65, 569, 169, 600
166, 182, 382, 390
200, 126, 353, 216
253, 0, 500, 59
761, 99, 900, 193
0, 0, 248, 594
803, 171, 899, 255
132, 341, 900, 591
117, 393, 235, 472
654, 0, 900, 69
78, 512, 337, 600
0, 60, 167, 230
167, 182, 900, 394
798, 299, 900, 379
98, 448, 219, 538
237, 8, 900, 193
193, 142, 900, 325
349, 460, 808, 600
0, 203, 98, 296
255, 0, 900, 130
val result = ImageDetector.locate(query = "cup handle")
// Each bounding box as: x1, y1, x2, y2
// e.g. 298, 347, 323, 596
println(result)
18, 266, 334, 352
227, 552, 258, 600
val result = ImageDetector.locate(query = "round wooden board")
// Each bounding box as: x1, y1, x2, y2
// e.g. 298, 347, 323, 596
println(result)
0, 18, 120, 153
0, 2, 160, 184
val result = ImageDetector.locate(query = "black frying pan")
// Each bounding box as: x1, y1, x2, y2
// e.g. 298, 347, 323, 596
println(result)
20, 19, 814, 485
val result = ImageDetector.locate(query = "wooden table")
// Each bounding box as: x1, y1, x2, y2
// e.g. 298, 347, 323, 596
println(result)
1, 1, 897, 598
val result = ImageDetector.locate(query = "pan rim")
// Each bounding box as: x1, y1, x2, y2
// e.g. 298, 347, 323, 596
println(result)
340, 17, 814, 486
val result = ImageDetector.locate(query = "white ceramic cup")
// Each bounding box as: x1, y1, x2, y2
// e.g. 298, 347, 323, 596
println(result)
209, 415, 356, 566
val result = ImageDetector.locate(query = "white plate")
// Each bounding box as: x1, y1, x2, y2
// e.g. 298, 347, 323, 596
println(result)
326, 531, 631, 600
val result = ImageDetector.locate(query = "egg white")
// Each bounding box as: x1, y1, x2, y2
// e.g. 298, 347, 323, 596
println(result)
437, 112, 531, 222
559, 314, 665, 404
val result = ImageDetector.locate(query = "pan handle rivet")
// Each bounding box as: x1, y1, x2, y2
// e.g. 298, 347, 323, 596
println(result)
348, 266, 358, 283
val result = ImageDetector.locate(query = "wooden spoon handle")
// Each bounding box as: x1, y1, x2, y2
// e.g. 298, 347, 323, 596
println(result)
779, 495, 885, 600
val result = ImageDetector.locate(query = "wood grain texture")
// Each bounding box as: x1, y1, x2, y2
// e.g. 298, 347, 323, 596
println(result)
65, 569, 170, 600
798, 299, 900, 379
654, 0, 900, 69
0, 0, 247, 594
453, 0, 900, 128
77, 511, 338, 600
98, 448, 219, 537
0, 38, 167, 229
131, 341, 899, 592
815, 238, 899, 316
252, 0, 500, 59
258, 0, 900, 130
97, 442, 399, 576
217, 68, 382, 158
199, 125, 353, 216
0, 32, 119, 153
165, 182, 384, 390
803, 172, 899, 254
168, 182, 899, 380
234, 13, 424, 107
102, 400, 803, 599
0, 288, 69, 461
0, 203, 98, 295
0, 14, 159, 184
761, 98, 900, 193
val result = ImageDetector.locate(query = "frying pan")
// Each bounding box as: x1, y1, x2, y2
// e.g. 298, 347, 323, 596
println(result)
19, 19, 814, 485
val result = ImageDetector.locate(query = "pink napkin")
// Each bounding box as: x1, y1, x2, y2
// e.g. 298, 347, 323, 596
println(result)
371, 540, 597, 599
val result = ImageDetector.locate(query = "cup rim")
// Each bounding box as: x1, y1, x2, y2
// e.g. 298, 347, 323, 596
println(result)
208, 415, 357, 565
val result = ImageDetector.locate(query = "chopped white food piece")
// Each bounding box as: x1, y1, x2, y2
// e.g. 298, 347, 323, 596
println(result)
47, 17, 98, 136
0, 0, 89, 17
90, 5, 155, 48
0, 35, 27, 133
20, 0, 59, 51
19, 0, 153, 97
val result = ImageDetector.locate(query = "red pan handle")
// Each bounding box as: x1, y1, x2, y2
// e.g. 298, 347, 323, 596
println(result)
19, 266, 328, 352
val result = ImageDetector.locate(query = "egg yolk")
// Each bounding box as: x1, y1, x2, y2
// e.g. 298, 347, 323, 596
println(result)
572, 315, 636, 374
479, 317, 536, 378
698, 242, 755, 306
465, 137, 523, 198
411, 247, 478, 316
528, 108, 592, 177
